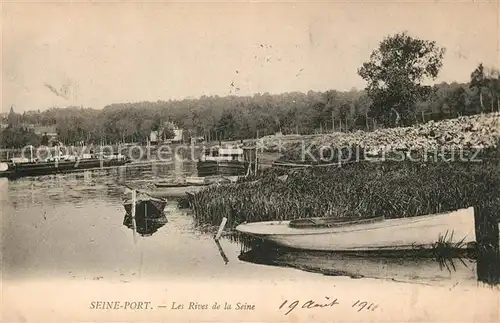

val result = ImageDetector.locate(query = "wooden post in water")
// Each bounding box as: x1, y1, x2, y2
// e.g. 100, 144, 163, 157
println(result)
254, 147, 258, 175
147, 139, 151, 160
215, 217, 228, 241
255, 131, 259, 175
331, 111, 334, 133
214, 239, 229, 264
131, 190, 137, 243
474, 204, 500, 285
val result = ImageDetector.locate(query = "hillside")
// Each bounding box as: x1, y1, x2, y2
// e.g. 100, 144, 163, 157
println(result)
256, 112, 500, 162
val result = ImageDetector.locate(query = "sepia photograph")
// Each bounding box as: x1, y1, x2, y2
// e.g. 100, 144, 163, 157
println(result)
1, 1, 499, 322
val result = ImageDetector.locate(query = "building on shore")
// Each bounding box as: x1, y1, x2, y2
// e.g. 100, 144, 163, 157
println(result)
149, 123, 184, 145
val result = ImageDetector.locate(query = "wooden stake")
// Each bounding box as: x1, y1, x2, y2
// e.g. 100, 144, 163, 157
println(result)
331, 111, 334, 133
215, 217, 228, 241
131, 190, 137, 243
214, 239, 229, 264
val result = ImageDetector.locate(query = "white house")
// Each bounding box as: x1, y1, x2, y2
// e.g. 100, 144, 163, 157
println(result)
172, 128, 183, 142
150, 131, 159, 143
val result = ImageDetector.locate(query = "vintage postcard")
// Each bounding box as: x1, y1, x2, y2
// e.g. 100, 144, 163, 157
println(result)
1, 1, 499, 322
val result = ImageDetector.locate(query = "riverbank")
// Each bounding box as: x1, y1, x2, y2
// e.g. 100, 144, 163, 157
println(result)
190, 159, 500, 230
253, 112, 500, 162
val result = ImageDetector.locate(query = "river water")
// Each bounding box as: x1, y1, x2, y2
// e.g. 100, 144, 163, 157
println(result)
0, 161, 496, 287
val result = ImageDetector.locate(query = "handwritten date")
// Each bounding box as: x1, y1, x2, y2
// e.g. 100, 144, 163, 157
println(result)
278, 298, 379, 315
278, 297, 339, 315
352, 300, 379, 312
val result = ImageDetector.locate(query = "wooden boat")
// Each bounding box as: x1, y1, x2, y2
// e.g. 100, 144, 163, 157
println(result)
123, 192, 167, 219
154, 181, 207, 188
139, 186, 205, 198
186, 176, 206, 185
197, 146, 254, 177
235, 207, 476, 251
0, 154, 130, 180
153, 175, 240, 190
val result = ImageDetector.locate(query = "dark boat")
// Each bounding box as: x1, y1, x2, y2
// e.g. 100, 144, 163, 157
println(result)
196, 146, 254, 177
153, 176, 235, 188
0, 154, 130, 179
197, 160, 248, 177
123, 192, 167, 219
153, 182, 207, 188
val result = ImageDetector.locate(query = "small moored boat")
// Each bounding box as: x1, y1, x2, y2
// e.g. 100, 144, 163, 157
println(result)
197, 145, 256, 177
153, 175, 240, 188
154, 182, 206, 188
235, 207, 476, 252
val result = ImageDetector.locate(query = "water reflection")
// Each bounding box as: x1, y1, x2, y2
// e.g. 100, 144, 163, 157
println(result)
0, 178, 8, 203
215, 239, 229, 265
5, 161, 197, 208
230, 231, 500, 286
237, 244, 478, 285
123, 213, 168, 237
2, 160, 498, 286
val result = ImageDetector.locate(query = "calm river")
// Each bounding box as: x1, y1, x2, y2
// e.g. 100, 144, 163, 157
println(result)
0, 160, 495, 287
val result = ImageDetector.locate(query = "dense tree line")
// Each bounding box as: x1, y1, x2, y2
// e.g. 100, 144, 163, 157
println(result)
1, 79, 498, 148
1, 33, 499, 148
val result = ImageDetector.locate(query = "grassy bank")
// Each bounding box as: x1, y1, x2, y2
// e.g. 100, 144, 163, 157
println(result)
190, 160, 500, 229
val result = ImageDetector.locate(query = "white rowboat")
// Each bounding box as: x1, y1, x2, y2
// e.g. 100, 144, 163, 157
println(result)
235, 207, 476, 251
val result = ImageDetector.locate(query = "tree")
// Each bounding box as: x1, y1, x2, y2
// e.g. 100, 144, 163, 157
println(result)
470, 63, 487, 112
158, 121, 176, 140
7, 106, 20, 126
41, 133, 50, 146
447, 87, 467, 117
1, 126, 41, 148
162, 126, 175, 140
485, 67, 500, 112
358, 32, 445, 127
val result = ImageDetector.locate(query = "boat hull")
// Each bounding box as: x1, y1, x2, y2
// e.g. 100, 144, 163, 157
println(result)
236, 207, 476, 251
141, 186, 205, 198
150, 175, 240, 197
197, 160, 249, 177
154, 182, 207, 188
0, 158, 130, 179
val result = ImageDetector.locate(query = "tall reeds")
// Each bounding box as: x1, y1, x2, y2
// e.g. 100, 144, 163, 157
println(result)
191, 159, 500, 230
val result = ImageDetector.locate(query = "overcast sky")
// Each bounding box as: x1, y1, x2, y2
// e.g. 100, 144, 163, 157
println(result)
2, 1, 499, 113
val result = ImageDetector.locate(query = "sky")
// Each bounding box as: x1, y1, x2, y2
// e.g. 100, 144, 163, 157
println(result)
2, 1, 499, 113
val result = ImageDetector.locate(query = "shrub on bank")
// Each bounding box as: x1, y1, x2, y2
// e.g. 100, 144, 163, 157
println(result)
191, 160, 500, 229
